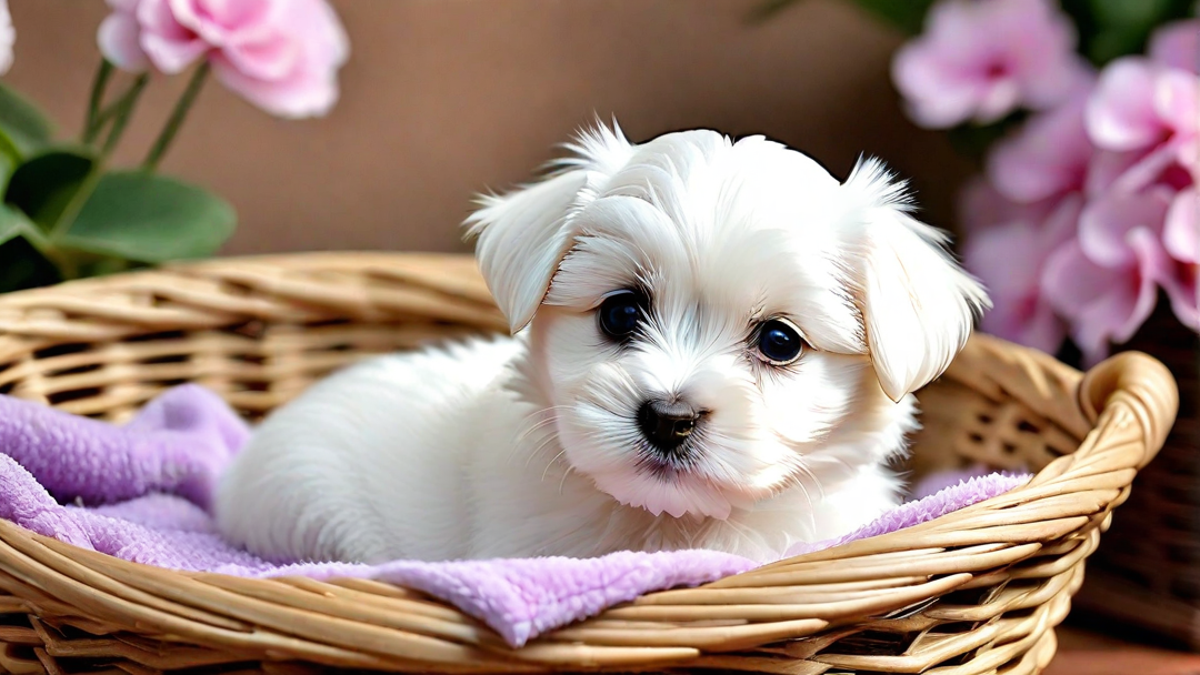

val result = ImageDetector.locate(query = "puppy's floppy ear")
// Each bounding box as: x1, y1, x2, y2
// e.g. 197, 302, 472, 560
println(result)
464, 122, 632, 333
465, 171, 591, 333
842, 157, 991, 402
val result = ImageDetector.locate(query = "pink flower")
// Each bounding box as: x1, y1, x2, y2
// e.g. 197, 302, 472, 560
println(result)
1077, 186, 1173, 267
1166, 189, 1199, 264
98, 0, 349, 118
892, 0, 1091, 128
961, 180, 1080, 353
1085, 57, 1198, 194
1150, 19, 1199, 74
1042, 235, 1171, 365
1042, 187, 1179, 362
99, 0, 151, 72
0, 0, 14, 75
987, 92, 1093, 203
1163, 190, 1199, 328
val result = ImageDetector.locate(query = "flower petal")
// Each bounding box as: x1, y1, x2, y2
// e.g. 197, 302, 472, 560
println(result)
958, 177, 1060, 231
138, 0, 194, 40
965, 217, 1068, 353
1020, 299, 1068, 353
1086, 59, 1165, 151
974, 78, 1023, 124
890, 0, 1083, 128
977, 286, 1066, 353
1163, 261, 1198, 329
891, 42, 987, 129
1043, 239, 1116, 310
1041, 239, 1122, 359
1154, 69, 1199, 137
138, 0, 209, 73
1006, 0, 1092, 108
1052, 228, 1170, 363
1149, 19, 1200, 74
171, 0, 276, 47
222, 35, 299, 81
1165, 189, 1199, 264
1086, 141, 1187, 196
1108, 227, 1172, 344
98, 12, 150, 73
207, 0, 347, 119
1078, 187, 1172, 267
141, 31, 208, 73
987, 95, 1092, 202
964, 220, 1043, 300
212, 54, 338, 118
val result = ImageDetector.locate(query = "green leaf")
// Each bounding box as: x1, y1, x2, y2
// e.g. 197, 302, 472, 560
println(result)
58, 171, 237, 263
843, 0, 935, 34
3, 150, 95, 232
749, 0, 935, 32
0, 235, 62, 293
0, 149, 16, 196
0, 128, 21, 175
0, 203, 30, 247
0, 82, 54, 158
1064, 0, 1196, 65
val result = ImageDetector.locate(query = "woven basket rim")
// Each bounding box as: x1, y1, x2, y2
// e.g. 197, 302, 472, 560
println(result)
0, 252, 1180, 673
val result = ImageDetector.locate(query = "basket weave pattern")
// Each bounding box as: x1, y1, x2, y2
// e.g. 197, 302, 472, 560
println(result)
1075, 304, 1200, 645
0, 253, 1178, 674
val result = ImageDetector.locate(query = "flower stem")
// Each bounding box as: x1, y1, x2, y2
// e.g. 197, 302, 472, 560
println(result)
81, 60, 115, 144
142, 62, 210, 171
100, 73, 150, 157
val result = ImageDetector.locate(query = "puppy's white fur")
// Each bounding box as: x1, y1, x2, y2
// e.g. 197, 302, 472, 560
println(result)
214, 124, 989, 564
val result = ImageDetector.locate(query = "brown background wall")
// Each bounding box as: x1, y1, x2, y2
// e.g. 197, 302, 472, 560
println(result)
5, 0, 973, 256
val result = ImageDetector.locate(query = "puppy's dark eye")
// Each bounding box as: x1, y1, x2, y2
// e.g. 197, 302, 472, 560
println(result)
755, 319, 805, 365
598, 290, 644, 340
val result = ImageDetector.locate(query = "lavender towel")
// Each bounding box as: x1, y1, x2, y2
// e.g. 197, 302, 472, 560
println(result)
0, 385, 1028, 647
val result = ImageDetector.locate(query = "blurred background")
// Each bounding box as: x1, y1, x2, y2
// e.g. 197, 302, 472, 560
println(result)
5, 0, 971, 255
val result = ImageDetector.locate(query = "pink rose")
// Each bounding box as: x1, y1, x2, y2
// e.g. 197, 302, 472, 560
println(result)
98, 0, 349, 118
98, 0, 151, 72
0, 0, 13, 75
961, 180, 1080, 353
891, 0, 1091, 128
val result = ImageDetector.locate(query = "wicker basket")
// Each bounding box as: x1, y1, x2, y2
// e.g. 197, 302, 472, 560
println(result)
0, 252, 1178, 675
1073, 303, 1200, 647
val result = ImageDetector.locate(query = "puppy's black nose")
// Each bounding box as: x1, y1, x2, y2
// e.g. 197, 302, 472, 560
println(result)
638, 399, 702, 452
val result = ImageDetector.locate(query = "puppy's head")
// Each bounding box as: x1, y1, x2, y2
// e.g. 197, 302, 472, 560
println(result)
466, 123, 990, 519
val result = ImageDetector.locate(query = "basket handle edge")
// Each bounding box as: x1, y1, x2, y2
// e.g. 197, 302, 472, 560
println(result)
1077, 350, 1179, 468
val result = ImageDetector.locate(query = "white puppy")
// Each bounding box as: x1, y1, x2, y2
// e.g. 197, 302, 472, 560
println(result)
214, 124, 989, 564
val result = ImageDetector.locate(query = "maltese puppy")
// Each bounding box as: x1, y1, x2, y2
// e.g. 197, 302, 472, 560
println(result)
215, 124, 989, 564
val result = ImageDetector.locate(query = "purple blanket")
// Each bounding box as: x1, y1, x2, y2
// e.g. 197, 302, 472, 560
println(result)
0, 385, 1028, 647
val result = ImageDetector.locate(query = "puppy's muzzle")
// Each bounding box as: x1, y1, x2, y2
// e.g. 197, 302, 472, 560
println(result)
638, 399, 705, 453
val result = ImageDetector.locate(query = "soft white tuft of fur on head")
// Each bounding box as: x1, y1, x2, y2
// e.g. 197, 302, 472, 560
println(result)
464, 121, 635, 332
839, 156, 991, 401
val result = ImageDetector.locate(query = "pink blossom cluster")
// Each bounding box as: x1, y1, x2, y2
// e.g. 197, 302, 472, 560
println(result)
895, 0, 1198, 363
99, 0, 348, 119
